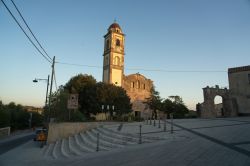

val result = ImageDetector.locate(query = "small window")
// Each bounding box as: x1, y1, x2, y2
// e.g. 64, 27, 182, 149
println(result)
137, 81, 140, 89
143, 84, 146, 89
131, 82, 135, 88
116, 39, 120, 47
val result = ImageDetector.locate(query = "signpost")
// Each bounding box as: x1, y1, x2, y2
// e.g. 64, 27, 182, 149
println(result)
67, 94, 79, 120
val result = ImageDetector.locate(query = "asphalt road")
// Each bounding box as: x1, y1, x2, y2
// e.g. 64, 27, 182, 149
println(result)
0, 133, 35, 155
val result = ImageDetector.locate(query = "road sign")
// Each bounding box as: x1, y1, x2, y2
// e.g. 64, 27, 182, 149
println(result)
67, 94, 78, 109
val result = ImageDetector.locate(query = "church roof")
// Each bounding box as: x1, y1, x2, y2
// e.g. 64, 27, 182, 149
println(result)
124, 73, 152, 82
108, 22, 121, 30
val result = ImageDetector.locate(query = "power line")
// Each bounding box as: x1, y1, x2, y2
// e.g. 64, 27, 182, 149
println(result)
1, 0, 52, 63
56, 62, 102, 69
10, 0, 52, 61
125, 68, 227, 73
56, 61, 226, 73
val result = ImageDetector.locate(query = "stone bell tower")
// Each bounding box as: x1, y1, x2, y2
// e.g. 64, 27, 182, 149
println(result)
102, 22, 125, 86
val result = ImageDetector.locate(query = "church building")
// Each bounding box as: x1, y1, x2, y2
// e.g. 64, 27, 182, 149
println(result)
102, 22, 153, 117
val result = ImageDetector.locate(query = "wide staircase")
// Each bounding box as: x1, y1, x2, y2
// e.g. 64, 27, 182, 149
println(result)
42, 125, 164, 159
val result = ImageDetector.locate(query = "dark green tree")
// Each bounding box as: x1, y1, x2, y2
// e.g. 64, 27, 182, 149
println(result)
145, 86, 162, 119
0, 101, 11, 128
64, 74, 96, 93
52, 74, 131, 121
96, 82, 131, 118
163, 96, 189, 118
161, 98, 174, 118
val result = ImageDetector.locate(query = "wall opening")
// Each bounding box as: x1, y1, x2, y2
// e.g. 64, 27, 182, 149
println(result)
214, 95, 224, 117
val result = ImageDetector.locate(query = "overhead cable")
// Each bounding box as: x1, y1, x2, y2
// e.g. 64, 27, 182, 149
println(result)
10, 0, 52, 61
1, 0, 51, 63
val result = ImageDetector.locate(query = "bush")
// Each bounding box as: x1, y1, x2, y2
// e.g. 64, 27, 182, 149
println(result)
70, 110, 87, 122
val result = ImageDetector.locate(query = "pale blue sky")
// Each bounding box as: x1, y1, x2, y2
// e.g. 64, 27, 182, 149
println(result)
1, 0, 250, 110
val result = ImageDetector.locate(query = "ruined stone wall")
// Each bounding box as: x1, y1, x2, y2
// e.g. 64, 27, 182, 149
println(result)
228, 66, 250, 114
199, 86, 236, 118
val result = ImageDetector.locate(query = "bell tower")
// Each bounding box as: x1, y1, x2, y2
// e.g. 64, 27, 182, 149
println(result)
102, 22, 125, 86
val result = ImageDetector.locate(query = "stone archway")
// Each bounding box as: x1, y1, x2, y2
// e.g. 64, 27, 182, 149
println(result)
199, 85, 235, 118
214, 95, 223, 117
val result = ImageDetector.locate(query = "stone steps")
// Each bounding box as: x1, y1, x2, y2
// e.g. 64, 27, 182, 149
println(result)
74, 134, 95, 152
92, 128, 135, 145
80, 131, 109, 151
86, 130, 124, 149
42, 125, 165, 159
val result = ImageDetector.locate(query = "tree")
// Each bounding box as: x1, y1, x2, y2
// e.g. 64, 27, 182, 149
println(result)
49, 86, 70, 121
162, 96, 189, 118
51, 74, 132, 121
0, 101, 10, 128
172, 101, 189, 118
169, 95, 183, 104
145, 86, 162, 119
64, 74, 96, 93
161, 98, 174, 118
96, 82, 131, 117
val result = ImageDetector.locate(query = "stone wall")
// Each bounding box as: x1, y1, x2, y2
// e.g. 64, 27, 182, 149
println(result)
228, 66, 250, 114
122, 73, 153, 117
199, 86, 237, 118
123, 73, 152, 102
47, 122, 98, 143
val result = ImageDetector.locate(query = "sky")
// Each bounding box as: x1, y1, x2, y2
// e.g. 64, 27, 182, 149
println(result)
0, 0, 250, 110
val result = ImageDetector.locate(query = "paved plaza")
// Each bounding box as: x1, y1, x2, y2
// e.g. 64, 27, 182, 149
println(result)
1, 117, 250, 166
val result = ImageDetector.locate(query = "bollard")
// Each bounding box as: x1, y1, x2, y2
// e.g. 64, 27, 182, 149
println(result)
170, 113, 173, 134
153, 118, 156, 126
146, 117, 148, 124
139, 124, 142, 144
164, 115, 166, 132
158, 117, 161, 128
149, 117, 152, 125
96, 133, 100, 151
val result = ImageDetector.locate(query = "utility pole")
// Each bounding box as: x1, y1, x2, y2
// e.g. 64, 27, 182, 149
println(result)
45, 75, 50, 106
48, 56, 55, 122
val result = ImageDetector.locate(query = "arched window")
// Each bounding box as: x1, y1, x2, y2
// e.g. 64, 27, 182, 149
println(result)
114, 56, 120, 66
143, 84, 146, 89
131, 82, 135, 88
137, 81, 140, 89
116, 39, 120, 47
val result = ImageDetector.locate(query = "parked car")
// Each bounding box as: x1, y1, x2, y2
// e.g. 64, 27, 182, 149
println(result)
33, 128, 47, 147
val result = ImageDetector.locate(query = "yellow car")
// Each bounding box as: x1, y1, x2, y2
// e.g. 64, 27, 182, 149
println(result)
33, 128, 47, 147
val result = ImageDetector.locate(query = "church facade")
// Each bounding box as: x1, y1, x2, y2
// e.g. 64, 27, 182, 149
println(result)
102, 22, 153, 117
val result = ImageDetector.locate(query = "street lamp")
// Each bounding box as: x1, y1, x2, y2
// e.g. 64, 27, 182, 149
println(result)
33, 75, 50, 107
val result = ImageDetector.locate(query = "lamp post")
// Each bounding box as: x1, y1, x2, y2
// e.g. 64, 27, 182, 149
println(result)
33, 75, 50, 107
